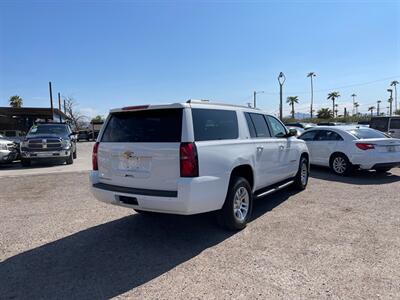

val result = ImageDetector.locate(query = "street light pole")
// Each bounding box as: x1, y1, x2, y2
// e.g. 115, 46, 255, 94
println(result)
307, 72, 316, 118
278, 72, 286, 120
253, 91, 264, 108
387, 89, 393, 116
351, 93, 357, 116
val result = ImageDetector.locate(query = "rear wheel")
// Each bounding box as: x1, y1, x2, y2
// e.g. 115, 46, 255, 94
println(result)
292, 156, 309, 190
21, 158, 31, 167
330, 153, 351, 176
217, 176, 253, 230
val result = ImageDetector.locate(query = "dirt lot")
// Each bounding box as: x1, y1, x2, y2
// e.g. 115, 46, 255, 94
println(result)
0, 153, 399, 299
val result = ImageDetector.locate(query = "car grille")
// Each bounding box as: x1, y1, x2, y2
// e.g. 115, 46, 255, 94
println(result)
28, 139, 62, 151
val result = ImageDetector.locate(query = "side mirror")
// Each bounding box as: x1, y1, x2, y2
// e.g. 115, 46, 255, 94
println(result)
287, 128, 297, 137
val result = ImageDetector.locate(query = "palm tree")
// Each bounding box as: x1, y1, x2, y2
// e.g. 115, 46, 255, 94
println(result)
368, 106, 376, 117
327, 92, 340, 118
307, 72, 316, 118
9, 95, 23, 108
354, 102, 360, 115
286, 96, 299, 119
390, 80, 399, 112
317, 108, 333, 119
351, 93, 357, 115
377, 100, 381, 115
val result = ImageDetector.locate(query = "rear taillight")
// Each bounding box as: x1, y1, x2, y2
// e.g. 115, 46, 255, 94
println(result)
92, 142, 99, 170
180, 142, 199, 177
356, 143, 375, 150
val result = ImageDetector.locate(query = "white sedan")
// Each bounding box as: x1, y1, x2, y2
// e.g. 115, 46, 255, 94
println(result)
298, 126, 400, 175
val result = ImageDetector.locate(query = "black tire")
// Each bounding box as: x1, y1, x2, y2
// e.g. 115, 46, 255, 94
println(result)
21, 158, 31, 167
292, 156, 309, 190
217, 176, 253, 231
66, 152, 74, 165
73, 150, 77, 159
330, 153, 352, 176
375, 167, 391, 173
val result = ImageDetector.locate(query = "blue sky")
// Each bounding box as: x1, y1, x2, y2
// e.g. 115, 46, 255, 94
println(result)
0, 0, 399, 117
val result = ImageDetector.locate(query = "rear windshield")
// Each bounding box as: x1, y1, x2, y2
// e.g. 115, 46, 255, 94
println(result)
101, 109, 182, 143
347, 128, 388, 139
192, 108, 238, 141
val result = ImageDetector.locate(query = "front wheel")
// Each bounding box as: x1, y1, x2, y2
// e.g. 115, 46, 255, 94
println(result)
330, 153, 352, 176
292, 156, 309, 190
217, 177, 253, 231
66, 152, 73, 165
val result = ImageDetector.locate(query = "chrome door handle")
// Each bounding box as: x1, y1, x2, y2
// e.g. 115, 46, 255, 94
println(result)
257, 146, 264, 151
279, 145, 285, 151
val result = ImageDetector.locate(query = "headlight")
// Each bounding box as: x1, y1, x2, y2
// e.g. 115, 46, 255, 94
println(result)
61, 140, 71, 149
0, 144, 7, 150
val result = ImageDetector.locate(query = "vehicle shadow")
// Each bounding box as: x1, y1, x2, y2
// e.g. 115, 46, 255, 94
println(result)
310, 165, 400, 185
0, 189, 296, 299
0, 159, 66, 170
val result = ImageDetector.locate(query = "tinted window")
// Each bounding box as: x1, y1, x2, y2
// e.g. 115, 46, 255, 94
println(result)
192, 109, 238, 141
249, 113, 270, 138
102, 109, 182, 142
314, 130, 343, 141
370, 118, 389, 132
266, 116, 287, 137
390, 119, 400, 129
244, 113, 257, 138
299, 131, 317, 141
347, 129, 388, 139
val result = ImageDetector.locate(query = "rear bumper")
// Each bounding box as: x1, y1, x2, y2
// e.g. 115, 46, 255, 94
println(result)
89, 171, 228, 215
350, 152, 400, 169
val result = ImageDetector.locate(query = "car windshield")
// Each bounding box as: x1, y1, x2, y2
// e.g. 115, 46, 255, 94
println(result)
347, 128, 388, 139
28, 125, 70, 137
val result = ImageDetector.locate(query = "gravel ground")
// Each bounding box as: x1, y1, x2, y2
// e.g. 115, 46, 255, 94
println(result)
0, 166, 399, 299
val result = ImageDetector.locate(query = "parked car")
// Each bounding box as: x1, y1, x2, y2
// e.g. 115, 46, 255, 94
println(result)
317, 122, 345, 126
20, 123, 77, 166
90, 100, 310, 230
285, 122, 316, 130
298, 126, 400, 175
77, 130, 91, 141
370, 116, 400, 139
0, 134, 19, 164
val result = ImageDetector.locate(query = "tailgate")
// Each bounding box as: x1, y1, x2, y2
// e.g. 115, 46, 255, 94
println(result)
97, 108, 183, 191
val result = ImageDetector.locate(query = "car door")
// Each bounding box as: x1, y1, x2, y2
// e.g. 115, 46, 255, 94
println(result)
298, 130, 318, 164
244, 113, 282, 188
312, 130, 343, 166
265, 116, 298, 180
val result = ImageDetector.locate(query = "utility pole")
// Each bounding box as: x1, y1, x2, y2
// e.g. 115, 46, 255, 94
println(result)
388, 89, 393, 116
49, 81, 54, 121
377, 100, 381, 116
344, 107, 347, 117
63, 99, 66, 114
58, 92, 62, 123
278, 72, 286, 120
253, 91, 256, 108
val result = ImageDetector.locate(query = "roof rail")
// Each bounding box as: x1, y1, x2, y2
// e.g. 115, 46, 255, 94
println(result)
186, 99, 260, 110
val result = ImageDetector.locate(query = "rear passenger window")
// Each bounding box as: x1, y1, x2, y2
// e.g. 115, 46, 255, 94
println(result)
370, 118, 389, 132
248, 113, 271, 138
192, 109, 238, 141
244, 113, 257, 138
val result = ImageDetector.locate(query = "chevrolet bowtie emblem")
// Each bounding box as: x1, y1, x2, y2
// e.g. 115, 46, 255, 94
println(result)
123, 150, 134, 159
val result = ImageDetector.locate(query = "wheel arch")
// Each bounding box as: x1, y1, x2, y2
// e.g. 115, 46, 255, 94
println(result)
229, 164, 254, 191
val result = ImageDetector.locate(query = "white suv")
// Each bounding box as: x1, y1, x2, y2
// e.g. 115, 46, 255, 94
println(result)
90, 100, 309, 230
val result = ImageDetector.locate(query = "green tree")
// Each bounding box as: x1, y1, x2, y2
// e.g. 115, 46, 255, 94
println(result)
286, 96, 299, 119
394, 109, 400, 116
368, 106, 376, 117
91, 115, 104, 123
317, 108, 333, 119
9, 95, 23, 108
327, 92, 340, 117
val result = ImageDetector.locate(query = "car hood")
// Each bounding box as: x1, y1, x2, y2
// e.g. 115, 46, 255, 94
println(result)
25, 134, 66, 140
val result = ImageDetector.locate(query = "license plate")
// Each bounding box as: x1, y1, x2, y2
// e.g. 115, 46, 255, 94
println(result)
387, 146, 396, 152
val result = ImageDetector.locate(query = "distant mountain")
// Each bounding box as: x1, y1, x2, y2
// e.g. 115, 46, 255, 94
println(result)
285, 112, 312, 119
